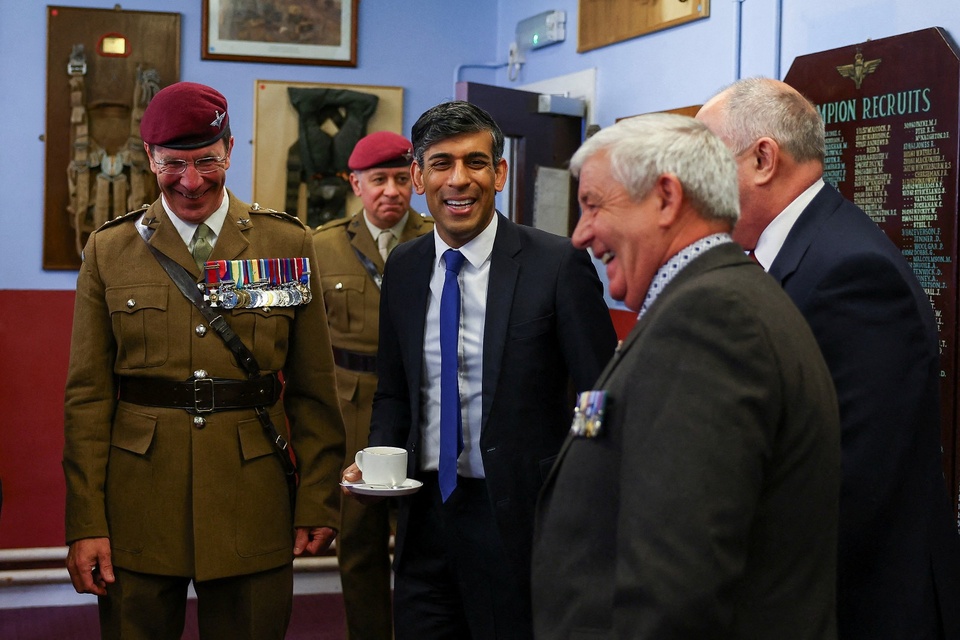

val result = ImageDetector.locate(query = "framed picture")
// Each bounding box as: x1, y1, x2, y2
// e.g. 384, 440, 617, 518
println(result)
44, 5, 181, 270
252, 80, 404, 225
579, 0, 709, 52
202, 0, 357, 67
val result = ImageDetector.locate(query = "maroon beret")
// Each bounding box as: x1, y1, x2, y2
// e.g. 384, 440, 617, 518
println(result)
141, 82, 230, 150
348, 131, 413, 171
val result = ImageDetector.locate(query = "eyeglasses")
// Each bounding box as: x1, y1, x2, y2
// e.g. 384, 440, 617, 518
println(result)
154, 156, 227, 175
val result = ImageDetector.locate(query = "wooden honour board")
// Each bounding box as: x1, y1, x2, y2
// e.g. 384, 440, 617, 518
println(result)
785, 27, 960, 512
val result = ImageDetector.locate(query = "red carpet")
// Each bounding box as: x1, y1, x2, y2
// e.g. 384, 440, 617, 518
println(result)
0, 593, 347, 639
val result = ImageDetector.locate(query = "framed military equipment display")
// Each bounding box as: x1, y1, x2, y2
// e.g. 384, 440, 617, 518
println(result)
202, 0, 358, 67
785, 27, 960, 514
43, 6, 180, 270
252, 80, 403, 228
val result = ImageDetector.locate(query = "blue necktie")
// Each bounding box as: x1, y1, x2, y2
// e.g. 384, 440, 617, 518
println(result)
439, 249, 466, 502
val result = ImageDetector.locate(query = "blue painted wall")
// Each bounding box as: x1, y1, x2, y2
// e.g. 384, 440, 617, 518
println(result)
494, 0, 957, 122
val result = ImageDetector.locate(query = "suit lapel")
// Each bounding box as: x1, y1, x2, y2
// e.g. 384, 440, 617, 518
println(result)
543, 322, 641, 487
481, 215, 520, 433
406, 235, 436, 424
542, 243, 747, 488
768, 183, 843, 284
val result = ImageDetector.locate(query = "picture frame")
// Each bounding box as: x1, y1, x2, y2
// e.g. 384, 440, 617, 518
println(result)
44, 5, 181, 270
202, 0, 357, 67
252, 79, 404, 224
578, 0, 709, 53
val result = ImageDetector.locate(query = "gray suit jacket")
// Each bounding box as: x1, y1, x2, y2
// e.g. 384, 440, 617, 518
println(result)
533, 243, 841, 639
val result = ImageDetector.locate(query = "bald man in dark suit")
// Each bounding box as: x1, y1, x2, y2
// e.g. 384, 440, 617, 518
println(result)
698, 76, 960, 640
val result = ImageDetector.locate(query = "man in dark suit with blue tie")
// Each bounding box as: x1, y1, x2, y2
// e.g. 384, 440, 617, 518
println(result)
698, 77, 960, 640
341, 100, 617, 639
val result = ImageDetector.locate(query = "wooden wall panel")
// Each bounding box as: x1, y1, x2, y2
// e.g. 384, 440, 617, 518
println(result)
578, 0, 709, 53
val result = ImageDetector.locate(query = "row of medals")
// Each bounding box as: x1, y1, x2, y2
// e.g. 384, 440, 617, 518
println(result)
208, 280, 313, 309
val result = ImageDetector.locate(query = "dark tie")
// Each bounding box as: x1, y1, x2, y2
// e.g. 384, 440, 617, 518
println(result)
191, 223, 214, 270
439, 249, 466, 502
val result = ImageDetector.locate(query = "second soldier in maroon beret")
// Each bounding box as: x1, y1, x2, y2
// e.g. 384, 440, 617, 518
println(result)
313, 131, 433, 640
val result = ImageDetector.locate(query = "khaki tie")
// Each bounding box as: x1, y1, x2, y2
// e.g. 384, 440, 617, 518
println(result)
191, 223, 215, 270
377, 231, 397, 263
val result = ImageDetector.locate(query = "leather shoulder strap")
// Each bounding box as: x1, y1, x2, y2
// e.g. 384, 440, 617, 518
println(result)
351, 244, 383, 290
151, 241, 261, 377
138, 229, 297, 479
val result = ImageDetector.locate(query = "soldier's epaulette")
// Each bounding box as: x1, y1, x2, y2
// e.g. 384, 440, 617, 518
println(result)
312, 216, 352, 235
248, 202, 305, 228
98, 204, 151, 231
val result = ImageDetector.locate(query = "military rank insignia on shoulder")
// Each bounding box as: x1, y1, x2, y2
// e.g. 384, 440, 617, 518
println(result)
313, 216, 351, 235
98, 204, 151, 231
248, 202, 304, 226
202, 258, 312, 309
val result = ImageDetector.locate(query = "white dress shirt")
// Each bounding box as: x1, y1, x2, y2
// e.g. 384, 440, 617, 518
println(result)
419, 213, 499, 478
753, 179, 824, 270
161, 192, 230, 251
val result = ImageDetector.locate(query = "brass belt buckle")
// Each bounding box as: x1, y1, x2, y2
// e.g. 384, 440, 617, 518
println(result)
192, 370, 216, 414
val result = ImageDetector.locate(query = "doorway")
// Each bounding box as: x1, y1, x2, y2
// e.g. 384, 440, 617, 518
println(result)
455, 81, 583, 235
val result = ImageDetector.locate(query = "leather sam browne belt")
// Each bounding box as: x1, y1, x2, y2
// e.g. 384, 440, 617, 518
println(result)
332, 347, 377, 373
118, 373, 282, 414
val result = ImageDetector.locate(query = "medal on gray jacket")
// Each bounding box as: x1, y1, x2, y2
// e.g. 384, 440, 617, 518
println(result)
570, 390, 607, 438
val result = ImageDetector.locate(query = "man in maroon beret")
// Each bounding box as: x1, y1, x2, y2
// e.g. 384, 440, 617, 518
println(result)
63, 81, 346, 639
313, 130, 433, 640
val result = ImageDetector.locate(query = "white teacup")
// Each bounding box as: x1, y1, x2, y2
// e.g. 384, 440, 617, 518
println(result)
355, 446, 407, 487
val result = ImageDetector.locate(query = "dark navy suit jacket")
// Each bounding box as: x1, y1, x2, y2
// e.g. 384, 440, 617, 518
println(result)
369, 213, 617, 601
769, 183, 960, 640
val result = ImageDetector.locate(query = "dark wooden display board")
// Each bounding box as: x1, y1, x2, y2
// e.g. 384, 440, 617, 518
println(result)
43, 6, 180, 270
785, 27, 960, 514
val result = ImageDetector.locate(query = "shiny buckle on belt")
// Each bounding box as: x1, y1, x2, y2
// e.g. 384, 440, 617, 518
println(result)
192, 370, 216, 413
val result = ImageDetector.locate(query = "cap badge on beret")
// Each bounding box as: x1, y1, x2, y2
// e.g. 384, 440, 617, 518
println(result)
140, 81, 230, 150
348, 131, 414, 172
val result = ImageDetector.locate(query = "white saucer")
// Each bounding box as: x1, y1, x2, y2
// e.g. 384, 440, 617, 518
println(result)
341, 478, 423, 496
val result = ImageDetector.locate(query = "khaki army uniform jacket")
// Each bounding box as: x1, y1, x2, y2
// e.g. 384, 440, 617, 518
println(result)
63, 191, 346, 581
312, 210, 433, 458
